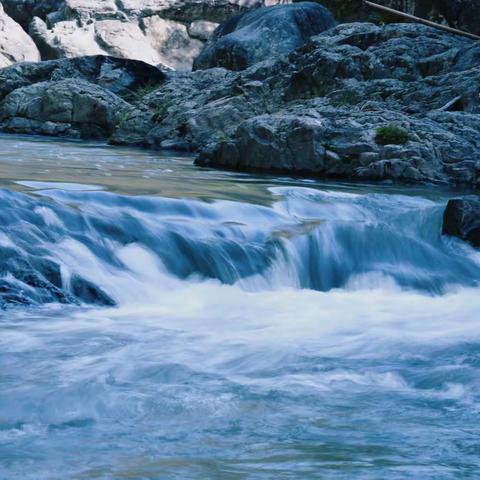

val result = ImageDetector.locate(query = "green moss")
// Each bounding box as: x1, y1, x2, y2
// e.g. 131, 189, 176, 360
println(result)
375, 125, 410, 146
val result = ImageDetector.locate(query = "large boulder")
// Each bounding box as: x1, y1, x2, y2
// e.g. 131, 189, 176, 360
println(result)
443, 197, 480, 247
0, 55, 164, 101
0, 3, 40, 67
0, 78, 132, 138
193, 2, 336, 71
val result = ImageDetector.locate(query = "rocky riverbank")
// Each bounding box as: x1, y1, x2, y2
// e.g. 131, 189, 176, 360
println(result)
0, 2, 480, 188
1, 3, 479, 189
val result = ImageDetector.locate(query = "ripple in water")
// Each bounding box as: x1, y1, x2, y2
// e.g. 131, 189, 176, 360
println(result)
0, 137, 479, 479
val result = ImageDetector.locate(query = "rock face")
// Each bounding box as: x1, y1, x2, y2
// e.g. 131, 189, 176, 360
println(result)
193, 2, 336, 70
443, 197, 480, 247
0, 3, 40, 67
2, 0, 291, 70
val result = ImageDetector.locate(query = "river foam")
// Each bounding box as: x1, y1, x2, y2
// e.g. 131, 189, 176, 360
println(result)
1, 136, 479, 479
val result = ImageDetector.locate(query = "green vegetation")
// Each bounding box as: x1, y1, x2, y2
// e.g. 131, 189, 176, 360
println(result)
134, 82, 160, 100
375, 124, 410, 146
151, 101, 172, 123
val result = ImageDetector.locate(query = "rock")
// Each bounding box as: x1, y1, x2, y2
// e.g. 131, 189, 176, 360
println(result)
193, 2, 336, 71
195, 105, 463, 183
29, 17, 108, 60
0, 55, 164, 101
142, 16, 204, 70
193, 22, 480, 186
188, 20, 219, 41
0, 78, 132, 138
1, 18, 479, 188
2, 0, 290, 69
303, 0, 480, 35
443, 196, 480, 247
0, 3, 40, 67
95, 19, 167, 66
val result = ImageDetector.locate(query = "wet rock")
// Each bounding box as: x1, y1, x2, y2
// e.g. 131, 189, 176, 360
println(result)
193, 2, 336, 71
70, 275, 115, 306
443, 196, 480, 247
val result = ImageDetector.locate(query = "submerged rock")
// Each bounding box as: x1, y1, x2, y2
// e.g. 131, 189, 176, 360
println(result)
443, 197, 480, 247
193, 2, 336, 71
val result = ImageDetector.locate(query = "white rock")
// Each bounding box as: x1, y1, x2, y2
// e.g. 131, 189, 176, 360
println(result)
94, 20, 162, 66
40, 20, 107, 57
0, 3, 40, 67
142, 16, 203, 70
188, 20, 218, 41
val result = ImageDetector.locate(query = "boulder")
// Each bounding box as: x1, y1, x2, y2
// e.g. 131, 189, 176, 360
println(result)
0, 55, 165, 101
0, 3, 40, 67
193, 2, 336, 71
443, 197, 480, 247
0, 78, 132, 138
142, 16, 204, 70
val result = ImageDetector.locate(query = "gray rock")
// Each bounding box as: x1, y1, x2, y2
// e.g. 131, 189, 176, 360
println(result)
192, 23, 480, 186
0, 55, 164, 101
193, 2, 336, 71
1, 19, 479, 188
443, 196, 480, 247
0, 78, 132, 138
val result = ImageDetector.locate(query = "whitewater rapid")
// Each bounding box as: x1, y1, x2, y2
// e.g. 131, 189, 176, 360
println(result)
1, 135, 479, 479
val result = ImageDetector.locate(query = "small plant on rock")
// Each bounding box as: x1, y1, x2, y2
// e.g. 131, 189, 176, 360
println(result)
375, 125, 410, 145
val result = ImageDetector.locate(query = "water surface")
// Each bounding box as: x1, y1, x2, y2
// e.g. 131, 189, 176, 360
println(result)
1, 134, 479, 479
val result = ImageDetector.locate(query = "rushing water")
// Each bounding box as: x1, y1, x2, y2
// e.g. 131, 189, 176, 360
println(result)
1, 134, 480, 479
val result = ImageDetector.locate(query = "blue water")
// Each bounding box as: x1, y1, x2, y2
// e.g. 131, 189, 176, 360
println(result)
1, 135, 480, 479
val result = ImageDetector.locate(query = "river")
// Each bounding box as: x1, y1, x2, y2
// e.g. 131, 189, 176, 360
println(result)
1, 134, 480, 479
